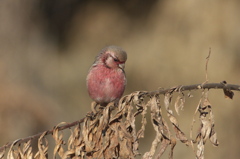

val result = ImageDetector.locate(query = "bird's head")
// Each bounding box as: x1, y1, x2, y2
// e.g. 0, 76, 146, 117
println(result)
97, 45, 127, 70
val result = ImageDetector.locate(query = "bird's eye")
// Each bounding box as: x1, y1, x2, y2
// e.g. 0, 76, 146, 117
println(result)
113, 58, 119, 62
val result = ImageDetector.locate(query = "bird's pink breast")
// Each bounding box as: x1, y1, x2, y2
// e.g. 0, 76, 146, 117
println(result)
87, 65, 126, 104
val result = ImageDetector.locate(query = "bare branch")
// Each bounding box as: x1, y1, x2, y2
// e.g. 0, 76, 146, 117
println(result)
149, 82, 240, 96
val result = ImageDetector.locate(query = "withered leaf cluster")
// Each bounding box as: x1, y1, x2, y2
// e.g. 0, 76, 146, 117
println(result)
1, 83, 237, 159
191, 91, 219, 159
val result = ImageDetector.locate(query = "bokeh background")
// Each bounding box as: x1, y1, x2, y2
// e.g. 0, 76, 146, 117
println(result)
0, 0, 240, 158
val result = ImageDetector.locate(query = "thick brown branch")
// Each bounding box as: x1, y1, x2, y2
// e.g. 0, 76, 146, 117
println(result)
0, 82, 239, 152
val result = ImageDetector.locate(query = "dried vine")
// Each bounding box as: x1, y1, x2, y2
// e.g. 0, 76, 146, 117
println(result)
0, 81, 239, 159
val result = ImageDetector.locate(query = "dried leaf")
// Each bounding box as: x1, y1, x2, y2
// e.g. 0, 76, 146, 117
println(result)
7, 139, 21, 159
174, 94, 185, 115
62, 149, 75, 159
188, 91, 193, 98
53, 127, 65, 158
0, 150, 5, 159
17, 140, 32, 159
154, 139, 170, 159
209, 125, 219, 146
223, 88, 234, 99
143, 96, 166, 158
193, 91, 219, 159
169, 138, 176, 159
136, 103, 148, 139
165, 93, 189, 145
221, 81, 234, 99
196, 140, 204, 159
34, 131, 48, 159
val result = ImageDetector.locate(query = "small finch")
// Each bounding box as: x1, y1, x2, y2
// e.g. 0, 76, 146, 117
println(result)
86, 45, 127, 106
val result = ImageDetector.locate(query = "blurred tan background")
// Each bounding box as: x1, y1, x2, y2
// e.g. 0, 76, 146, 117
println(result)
0, 0, 240, 158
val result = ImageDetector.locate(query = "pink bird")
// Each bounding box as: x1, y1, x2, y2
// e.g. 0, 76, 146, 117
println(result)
86, 45, 127, 106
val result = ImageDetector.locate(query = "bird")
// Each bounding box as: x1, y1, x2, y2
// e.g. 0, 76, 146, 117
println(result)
86, 45, 127, 106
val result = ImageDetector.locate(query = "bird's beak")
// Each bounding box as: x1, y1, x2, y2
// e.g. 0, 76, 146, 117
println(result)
118, 63, 125, 70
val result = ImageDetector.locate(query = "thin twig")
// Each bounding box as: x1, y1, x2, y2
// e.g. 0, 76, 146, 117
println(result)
205, 48, 211, 83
